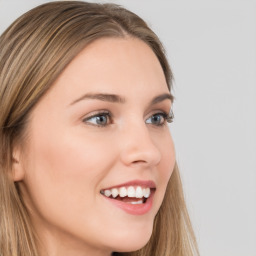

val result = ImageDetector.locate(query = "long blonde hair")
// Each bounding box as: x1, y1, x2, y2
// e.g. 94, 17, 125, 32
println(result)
0, 1, 199, 256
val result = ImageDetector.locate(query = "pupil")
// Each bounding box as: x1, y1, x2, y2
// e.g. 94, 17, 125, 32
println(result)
97, 115, 106, 124
153, 115, 160, 124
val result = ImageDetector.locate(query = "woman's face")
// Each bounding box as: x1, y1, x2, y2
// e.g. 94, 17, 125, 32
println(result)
16, 37, 175, 255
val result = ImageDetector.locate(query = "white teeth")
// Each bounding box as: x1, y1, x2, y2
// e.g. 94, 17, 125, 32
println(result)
111, 188, 118, 198
127, 186, 136, 197
102, 186, 151, 199
119, 187, 127, 197
143, 188, 150, 198
104, 190, 111, 197
131, 200, 143, 205
135, 186, 143, 198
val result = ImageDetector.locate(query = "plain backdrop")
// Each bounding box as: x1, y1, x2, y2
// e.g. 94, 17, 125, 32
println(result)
1, 1, 256, 255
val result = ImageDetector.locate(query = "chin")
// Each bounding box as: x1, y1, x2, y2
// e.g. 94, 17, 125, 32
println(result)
109, 222, 153, 253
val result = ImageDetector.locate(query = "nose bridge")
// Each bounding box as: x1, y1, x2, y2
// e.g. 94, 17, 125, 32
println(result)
119, 119, 161, 167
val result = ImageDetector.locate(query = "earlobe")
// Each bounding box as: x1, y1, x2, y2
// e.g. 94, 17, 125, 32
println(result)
12, 148, 25, 181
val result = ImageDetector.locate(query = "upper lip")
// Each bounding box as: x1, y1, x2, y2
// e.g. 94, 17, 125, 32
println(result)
101, 180, 156, 190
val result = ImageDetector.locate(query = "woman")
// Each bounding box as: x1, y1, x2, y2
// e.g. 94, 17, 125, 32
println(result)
0, 1, 199, 256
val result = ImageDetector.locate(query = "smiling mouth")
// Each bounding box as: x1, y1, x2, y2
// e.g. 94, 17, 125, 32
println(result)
100, 186, 153, 204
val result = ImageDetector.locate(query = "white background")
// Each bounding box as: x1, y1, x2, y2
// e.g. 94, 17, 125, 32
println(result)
1, 1, 255, 255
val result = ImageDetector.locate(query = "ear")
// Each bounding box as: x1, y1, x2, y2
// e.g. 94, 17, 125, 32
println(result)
12, 146, 25, 181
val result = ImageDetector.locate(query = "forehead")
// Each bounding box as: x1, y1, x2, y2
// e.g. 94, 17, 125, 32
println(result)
54, 37, 168, 93
34, 37, 169, 113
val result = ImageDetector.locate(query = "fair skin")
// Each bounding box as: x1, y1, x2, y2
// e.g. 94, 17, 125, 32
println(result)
14, 37, 175, 256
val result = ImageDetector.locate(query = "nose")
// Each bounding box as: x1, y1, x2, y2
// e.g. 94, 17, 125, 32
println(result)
119, 123, 161, 167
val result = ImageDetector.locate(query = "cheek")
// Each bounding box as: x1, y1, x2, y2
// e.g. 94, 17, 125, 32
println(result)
155, 131, 175, 197
22, 125, 115, 219
27, 130, 110, 188
20, 126, 121, 247
157, 128, 175, 167
162, 138, 175, 180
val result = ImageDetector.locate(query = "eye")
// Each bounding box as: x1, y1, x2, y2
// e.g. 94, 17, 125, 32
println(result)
145, 110, 174, 126
82, 111, 112, 127
146, 113, 166, 126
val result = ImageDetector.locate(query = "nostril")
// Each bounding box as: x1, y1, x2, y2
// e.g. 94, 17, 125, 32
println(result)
132, 160, 146, 164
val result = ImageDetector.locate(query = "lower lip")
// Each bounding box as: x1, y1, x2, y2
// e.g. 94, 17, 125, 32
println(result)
102, 192, 154, 215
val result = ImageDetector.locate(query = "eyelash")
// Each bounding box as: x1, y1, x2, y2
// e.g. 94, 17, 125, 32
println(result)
82, 111, 112, 128
82, 110, 174, 128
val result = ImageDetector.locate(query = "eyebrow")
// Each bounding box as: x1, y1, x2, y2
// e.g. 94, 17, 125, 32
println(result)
70, 92, 173, 106
150, 93, 173, 105
70, 93, 125, 105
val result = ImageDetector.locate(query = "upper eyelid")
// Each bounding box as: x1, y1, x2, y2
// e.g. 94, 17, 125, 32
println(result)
82, 110, 173, 127
82, 108, 173, 119
82, 110, 110, 120
146, 111, 170, 122
147, 110, 174, 124
82, 111, 112, 127
147, 109, 172, 118
82, 109, 170, 119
